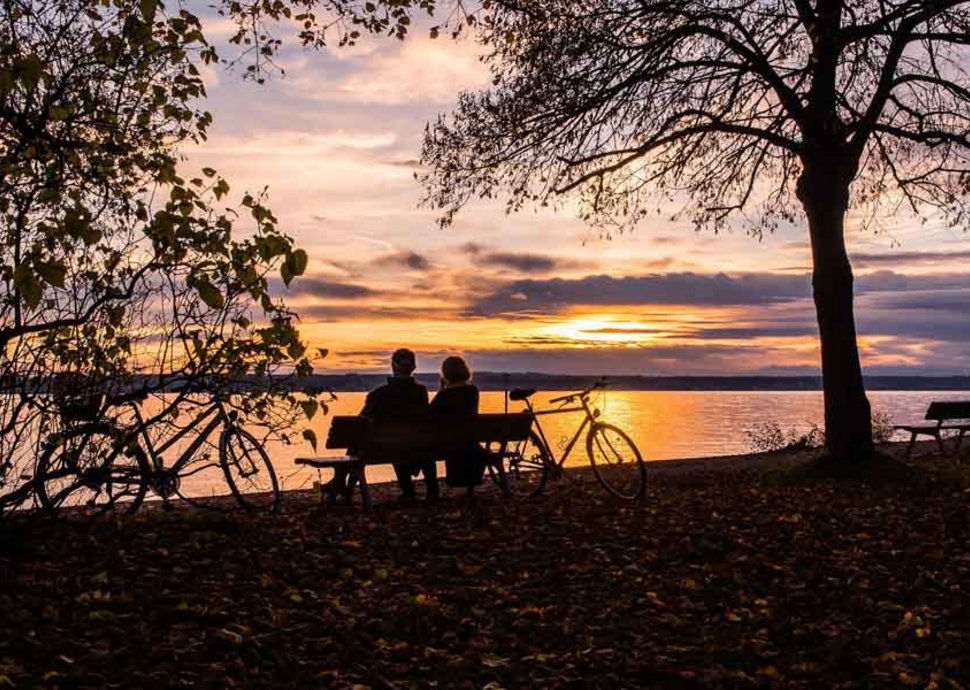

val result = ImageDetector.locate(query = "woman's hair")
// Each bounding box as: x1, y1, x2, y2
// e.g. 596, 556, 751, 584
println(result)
440, 356, 471, 384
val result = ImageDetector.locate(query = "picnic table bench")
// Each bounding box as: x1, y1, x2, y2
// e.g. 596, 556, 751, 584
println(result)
296, 413, 534, 511
894, 401, 970, 458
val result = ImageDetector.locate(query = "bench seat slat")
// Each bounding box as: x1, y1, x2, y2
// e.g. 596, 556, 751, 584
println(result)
295, 456, 360, 468
894, 424, 944, 433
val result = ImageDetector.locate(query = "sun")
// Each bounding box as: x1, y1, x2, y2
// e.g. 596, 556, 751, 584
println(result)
543, 316, 668, 345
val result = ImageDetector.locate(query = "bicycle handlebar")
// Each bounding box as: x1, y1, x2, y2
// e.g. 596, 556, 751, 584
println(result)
548, 379, 607, 404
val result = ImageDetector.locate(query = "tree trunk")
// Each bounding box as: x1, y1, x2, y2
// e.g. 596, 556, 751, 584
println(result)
798, 166, 874, 462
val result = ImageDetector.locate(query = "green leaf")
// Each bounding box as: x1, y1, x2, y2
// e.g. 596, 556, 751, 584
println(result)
287, 340, 306, 360
37, 188, 61, 204
18, 55, 44, 88
81, 225, 102, 246
300, 400, 318, 420
67, 210, 101, 246
139, 0, 158, 21
35, 261, 66, 288
287, 249, 308, 278
13, 266, 42, 310
302, 429, 318, 452
108, 305, 126, 327
49, 104, 72, 121
280, 262, 293, 287
196, 278, 224, 310
213, 178, 230, 201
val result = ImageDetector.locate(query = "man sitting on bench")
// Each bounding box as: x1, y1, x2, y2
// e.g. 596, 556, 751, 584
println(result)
327, 348, 436, 503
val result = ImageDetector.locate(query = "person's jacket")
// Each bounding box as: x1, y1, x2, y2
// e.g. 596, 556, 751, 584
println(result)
429, 384, 479, 417
430, 384, 485, 487
360, 376, 429, 420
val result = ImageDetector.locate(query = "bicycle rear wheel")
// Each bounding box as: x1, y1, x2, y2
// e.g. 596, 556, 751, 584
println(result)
36, 423, 148, 518
488, 430, 552, 498
219, 426, 280, 512
586, 423, 646, 501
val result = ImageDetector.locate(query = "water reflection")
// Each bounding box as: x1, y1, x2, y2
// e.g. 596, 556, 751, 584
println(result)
163, 389, 970, 498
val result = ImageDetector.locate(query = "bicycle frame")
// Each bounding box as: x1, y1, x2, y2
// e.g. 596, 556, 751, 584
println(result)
125, 396, 230, 476
520, 392, 601, 469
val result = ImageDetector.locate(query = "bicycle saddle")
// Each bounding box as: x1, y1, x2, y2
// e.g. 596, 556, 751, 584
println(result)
509, 388, 536, 401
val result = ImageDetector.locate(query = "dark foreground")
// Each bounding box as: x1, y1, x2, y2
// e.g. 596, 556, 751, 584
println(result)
1, 448, 969, 689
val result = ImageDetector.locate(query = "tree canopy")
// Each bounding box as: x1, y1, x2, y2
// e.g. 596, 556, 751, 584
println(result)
0, 0, 323, 511
421, 0, 970, 236
418, 0, 970, 460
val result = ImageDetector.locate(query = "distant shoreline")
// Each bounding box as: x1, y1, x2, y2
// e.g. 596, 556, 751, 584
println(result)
301, 372, 970, 393
45, 373, 970, 395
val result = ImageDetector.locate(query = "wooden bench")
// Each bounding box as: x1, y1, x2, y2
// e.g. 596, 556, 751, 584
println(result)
296, 413, 534, 511
894, 401, 970, 458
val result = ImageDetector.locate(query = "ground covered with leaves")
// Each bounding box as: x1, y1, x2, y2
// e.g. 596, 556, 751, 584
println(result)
2, 448, 970, 688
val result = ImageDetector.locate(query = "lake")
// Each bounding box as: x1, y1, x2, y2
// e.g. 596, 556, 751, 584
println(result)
17, 389, 969, 503
220, 389, 966, 497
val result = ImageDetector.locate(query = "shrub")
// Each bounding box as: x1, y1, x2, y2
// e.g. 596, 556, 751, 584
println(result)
871, 411, 896, 444
744, 422, 824, 453
745, 410, 895, 453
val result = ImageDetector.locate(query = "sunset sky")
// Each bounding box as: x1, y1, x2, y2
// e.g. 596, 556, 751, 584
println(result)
188, 14, 970, 376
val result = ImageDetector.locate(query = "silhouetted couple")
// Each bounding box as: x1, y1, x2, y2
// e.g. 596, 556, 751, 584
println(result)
327, 348, 484, 504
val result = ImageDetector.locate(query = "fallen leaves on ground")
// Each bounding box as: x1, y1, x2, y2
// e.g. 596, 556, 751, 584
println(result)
1, 450, 969, 688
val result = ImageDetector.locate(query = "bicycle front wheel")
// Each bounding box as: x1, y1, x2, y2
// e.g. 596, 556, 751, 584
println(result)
219, 426, 280, 512
586, 423, 646, 501
36, 423, 149, 518
489, 430, 552, 498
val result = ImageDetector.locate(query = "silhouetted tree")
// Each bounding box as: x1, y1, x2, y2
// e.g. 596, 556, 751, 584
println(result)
420, 0, 970, 463
0, 0, 321, 513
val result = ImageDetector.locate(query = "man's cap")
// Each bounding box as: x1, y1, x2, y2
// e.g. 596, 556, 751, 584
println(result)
391, 348, 416, 371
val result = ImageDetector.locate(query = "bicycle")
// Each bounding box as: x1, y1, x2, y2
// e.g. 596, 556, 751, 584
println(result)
489, 380, 646, 501
35, 390, 279, 518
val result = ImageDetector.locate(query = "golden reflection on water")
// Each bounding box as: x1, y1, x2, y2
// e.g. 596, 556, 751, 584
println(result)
155, 389, 970, 498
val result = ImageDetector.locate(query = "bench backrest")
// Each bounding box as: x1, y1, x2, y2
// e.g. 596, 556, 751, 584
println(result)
326, 413, 533, 457
925, 401, 970, 421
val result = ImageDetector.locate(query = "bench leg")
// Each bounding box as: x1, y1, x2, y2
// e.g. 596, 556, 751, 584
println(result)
357, 466, 372, 514
491, 443, 512, 498
936, 432, 946, 456
907, 432, 917, 459
957, 430, 967, 455
492, 454, 511, 498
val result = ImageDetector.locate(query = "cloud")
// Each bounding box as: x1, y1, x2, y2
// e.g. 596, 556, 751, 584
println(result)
478, 252, 559, 273
864, 291, 970, 313
372, 250, 432, 271
468, 269, 970, 317
297, 303, 455, 321
853, 250, 970, 268
458, 344, 820, 376
469, 272, 813, 316
383, 158, 422, 168
871, 319, 970, 343
330, 36, 489, 106
188, 20, 970, 377
458, 244, 591, 274
684, 325, 820, 339
284, 278, 377, 299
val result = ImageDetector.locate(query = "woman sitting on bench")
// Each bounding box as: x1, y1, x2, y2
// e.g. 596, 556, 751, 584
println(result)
430, 356, 487, 493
